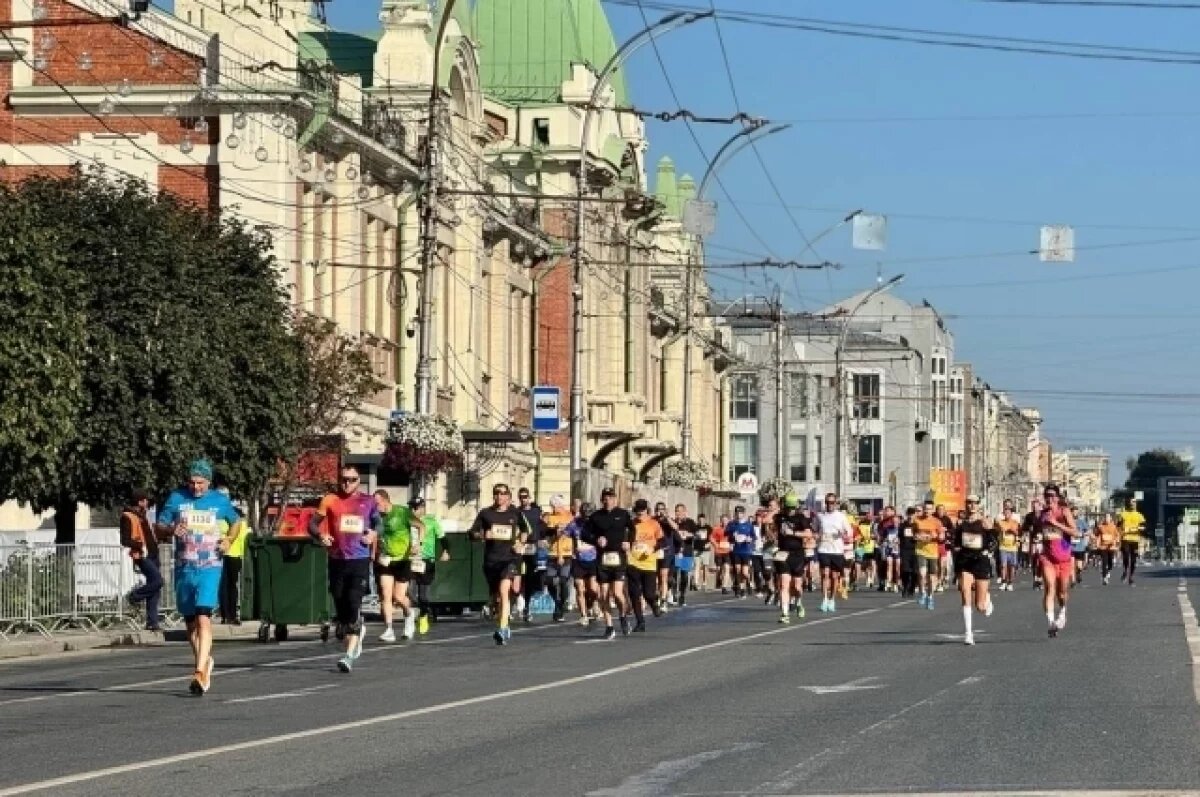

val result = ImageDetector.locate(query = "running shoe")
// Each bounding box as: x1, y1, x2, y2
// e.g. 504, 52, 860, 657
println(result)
603, 625, 616, 641
418, 615, 431, 635
964, 632, 975, 646
1054, 612, 1067, 630
796, 601, 806, 619
380, 626, 396, 643
351, 631, 364, 659
493, 628, 505, 646
402, 614, 416, 641
779, 614, 790, 624
984, 600, 994, 618
633, 621, 647, 633
578, 616, 592, 627
917, 594, 927, 608
337, 655, 353, 673
926, 596, 935, 611
619, 616, 631, 636
1048, 624, 1058, 639
828, 599, 836, 612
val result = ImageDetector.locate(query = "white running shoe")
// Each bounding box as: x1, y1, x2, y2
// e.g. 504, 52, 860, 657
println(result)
984, 600, 994, 618
379, 626, 396, 643
402, 614, 416, 641
964, 632, 975, 646
1054, 612, 1067, 630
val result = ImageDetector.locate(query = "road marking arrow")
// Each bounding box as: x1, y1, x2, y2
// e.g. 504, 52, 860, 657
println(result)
798, 676, 883, 695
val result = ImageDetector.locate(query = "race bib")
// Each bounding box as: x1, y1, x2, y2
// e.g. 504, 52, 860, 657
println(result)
773, 550, 791, 563
632, 543, 651, 557
903, 528, 913, 538
183, 509, 217, 533
602, 552, 622, 567
339, 515, 364, 535
962, 532, 983, 550
735, 535, 748, 544
378, 555, 392, 567
697, 531, 708, 541
485, 525, 513, 542
1044, 531, 1062, 541
410, 559, 427, 574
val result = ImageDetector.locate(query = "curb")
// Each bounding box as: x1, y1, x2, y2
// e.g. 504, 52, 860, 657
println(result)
0, 624, 259, 662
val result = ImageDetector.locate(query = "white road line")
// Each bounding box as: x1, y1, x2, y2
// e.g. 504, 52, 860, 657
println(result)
754, 673, 985, 794
0, 598, 743, 706
0, 600, 909, 795
586, 743, 762, 797
223, 684, 336, 705
1175, 573, 1200, 703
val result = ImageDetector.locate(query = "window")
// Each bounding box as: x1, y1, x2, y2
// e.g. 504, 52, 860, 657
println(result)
533, 118, 551, 147
853, 435, 882, 484
788, 373, 808, 418
813, 375, 824, 415
730, 434, 758, 482
813, 436, 823, 481
852, 373, 880, 419
731, 376, 758, 420
788, 435, 807, 482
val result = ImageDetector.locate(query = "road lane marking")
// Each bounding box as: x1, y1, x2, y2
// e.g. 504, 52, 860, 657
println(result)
223, 684, 336, 704
1176, 573, 1200, 703
0, 600, 910, 795
755, 673, 985, 793
0, 598, 743, 706
587, 743, 762, 797
797, 676, 883, 694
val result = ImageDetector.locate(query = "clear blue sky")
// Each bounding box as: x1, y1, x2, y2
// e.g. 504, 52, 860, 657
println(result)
318, 0, 1200, 486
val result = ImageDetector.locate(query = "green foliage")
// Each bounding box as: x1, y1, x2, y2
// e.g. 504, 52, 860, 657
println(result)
0, 171, 304, 532
292, 315, 386, 437
1116, 448, 1194, 532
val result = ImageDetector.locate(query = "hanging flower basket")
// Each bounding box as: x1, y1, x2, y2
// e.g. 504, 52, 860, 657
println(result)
659, 458, 712, 490
758, 477, 794, 506
383, 413, 464, 476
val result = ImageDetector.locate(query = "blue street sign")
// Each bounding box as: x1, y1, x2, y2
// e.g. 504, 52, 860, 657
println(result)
531, 386, 561, 433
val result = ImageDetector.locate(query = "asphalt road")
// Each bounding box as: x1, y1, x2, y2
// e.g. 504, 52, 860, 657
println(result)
1, 563, 1199, 797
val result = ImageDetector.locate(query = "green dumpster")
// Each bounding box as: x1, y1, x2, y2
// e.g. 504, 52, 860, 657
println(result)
427, 533, 492, 617
249, 536, 332, 643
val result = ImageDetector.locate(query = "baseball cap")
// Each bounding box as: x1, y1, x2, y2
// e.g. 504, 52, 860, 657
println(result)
783, 493, 800, 509
601, 487, 616, 498
966, 494, 980, 503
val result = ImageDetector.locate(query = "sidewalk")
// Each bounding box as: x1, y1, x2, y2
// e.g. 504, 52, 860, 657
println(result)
0, 623, 260, 662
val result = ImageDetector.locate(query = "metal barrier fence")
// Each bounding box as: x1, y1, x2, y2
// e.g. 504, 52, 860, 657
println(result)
0, 542, 185, 641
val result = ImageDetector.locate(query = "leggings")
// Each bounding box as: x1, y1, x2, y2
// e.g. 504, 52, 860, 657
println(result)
626, 568, 658, 623
1121, 542, 1139, 578
1098, 550, 1115, 579
219, 555, 243, 620
752, 555, 768, 592
328, 558, 370, 632
900, 552, 920, 596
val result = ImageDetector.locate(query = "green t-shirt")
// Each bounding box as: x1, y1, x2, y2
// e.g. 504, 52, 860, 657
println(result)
380, 506, 415, 559
418, 514, 444, 560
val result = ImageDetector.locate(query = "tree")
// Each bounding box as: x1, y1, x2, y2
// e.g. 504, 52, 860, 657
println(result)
1117, 448, 1193, 533
0, 171, 304, 542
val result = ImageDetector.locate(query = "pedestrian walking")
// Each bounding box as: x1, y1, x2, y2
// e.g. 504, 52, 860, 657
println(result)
121, 489, 163, 632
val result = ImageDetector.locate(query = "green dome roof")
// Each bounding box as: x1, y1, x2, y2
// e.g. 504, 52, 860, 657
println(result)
477, 0, 628, 105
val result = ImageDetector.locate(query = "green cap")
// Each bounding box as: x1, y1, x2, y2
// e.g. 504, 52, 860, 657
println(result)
783, 493, 800, 509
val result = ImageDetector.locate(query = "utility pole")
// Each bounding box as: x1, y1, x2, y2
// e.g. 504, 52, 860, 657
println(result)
773, 293, 786, 480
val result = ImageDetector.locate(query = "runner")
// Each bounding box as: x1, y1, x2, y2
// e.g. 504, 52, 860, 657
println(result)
653, 502, 682, 611
627, 499, 664, 632
673, 504, 700, 604
877, 506, 901, 593
1095, 512, 1120, 585
816, 493, 854, 612
568, 502, 599, 626
898, 506, 920, 598
1039, 484, 1078, 638
694, 513, 713, 591
712, 515, 733, 594
857, 511, 877, 590
514, 488, 544, 623
774, 494, 811, 623
726, 506, 757, 598
953, 495, 996, 645
308, 465, 381, 673
1118, 498, 1146, 586
996, 500, 1021, 591
1023, 498, 1045, 590
582, 487, 634, 639
374, 490, 422, 643
543, 495, 575, 622
1071, 508, 1091, 586
914, 500, 944, 609
756, 500, 780, 597
839, 502, 856, 599
935, 504, 955, 592
468, 483, 531, 646
410, 497, 448, 635
156, 459, 241, 694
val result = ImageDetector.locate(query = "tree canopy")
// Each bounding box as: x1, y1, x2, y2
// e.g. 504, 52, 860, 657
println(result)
0, 171, 305, 541
1113, 448, 1193, 533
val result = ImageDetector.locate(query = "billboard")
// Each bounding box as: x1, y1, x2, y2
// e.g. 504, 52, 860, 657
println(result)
930, 468, 967, 512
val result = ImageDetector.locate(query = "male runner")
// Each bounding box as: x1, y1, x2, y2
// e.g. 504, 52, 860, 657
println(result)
816, 493, 854, 612
914, 501, 944, 609
898, 507, 921, 598
877, 506, 901, 592
627, 499, 665, 632
583, 488, 634, 639
694, 513, 713, 591
935, 504, 955, 591
1118, 498, 1146, 586
654, 502, 682, 610
1023, 498, 1045, 590
672, 504, 699, 605
726, 506, 757, 598
309, 465, 381, 673
468, 483, 531, 645
567, 503, 599, 626
954, 495, 996, 645
543, 495, 575, 622
1095, 512, 1120, 585
774, 494, 811, 623
157, 459, 241, 694
1071, 509, 1091, 585
515, 488, 544, 622
712, 515, 733, 593
996, 500, 1021, 591
374, 490, 422, 642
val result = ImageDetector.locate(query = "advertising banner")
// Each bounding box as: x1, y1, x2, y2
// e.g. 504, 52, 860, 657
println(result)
930, 469, 967, 512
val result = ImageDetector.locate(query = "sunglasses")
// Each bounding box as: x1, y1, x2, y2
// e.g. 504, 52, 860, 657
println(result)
340, 476, 359, 484
494, 490, 510, 496
1043, 493, 1058, 499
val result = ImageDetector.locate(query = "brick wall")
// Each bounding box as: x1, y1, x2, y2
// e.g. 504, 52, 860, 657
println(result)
158, 163, 218, 211
535, 256, 570, 454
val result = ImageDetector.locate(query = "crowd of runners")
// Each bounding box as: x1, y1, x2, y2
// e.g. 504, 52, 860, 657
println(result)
159, 459, 1149, 693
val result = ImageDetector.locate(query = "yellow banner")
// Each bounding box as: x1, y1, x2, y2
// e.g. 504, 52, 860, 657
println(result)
930, 469, 967, 512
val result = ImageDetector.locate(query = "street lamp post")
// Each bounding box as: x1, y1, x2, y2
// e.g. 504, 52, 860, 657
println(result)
680, 122, 789, 460
569, 10, 712, 488
833, 273, 905, 497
